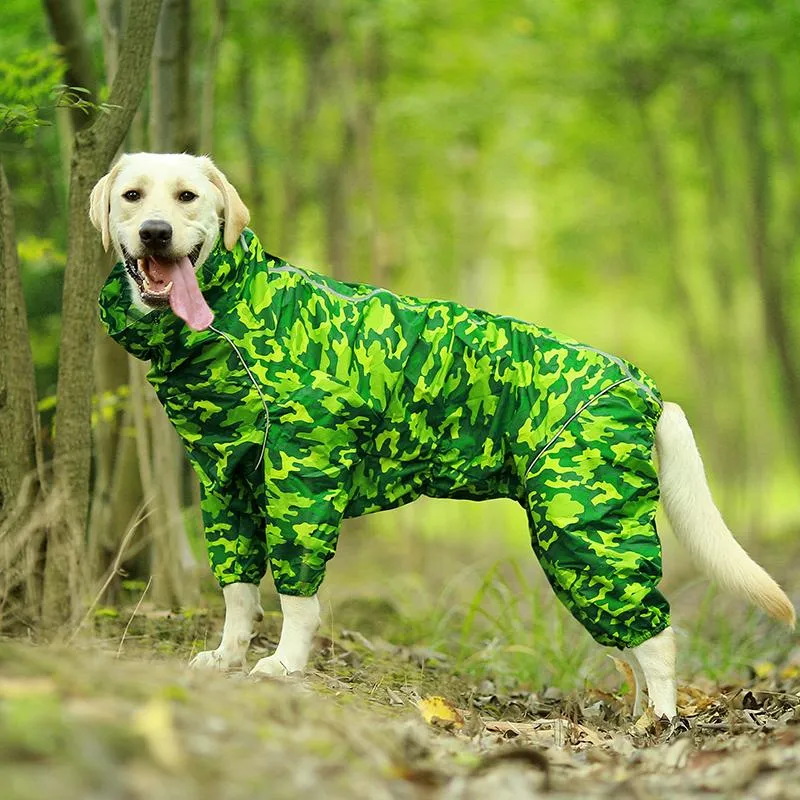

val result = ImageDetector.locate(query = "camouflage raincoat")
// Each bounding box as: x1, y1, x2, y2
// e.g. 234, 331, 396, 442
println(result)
98, 229, 670, 649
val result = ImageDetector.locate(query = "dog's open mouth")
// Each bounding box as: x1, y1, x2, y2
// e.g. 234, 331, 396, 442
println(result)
123, 245, 213, 331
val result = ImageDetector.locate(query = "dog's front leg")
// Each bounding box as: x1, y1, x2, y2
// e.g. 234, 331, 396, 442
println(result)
629, 626, 678, 719
250, 594, 320, 677
189, 583, 263, 671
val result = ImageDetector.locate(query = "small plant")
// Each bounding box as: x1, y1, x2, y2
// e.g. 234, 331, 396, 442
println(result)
0, 47, 119, 140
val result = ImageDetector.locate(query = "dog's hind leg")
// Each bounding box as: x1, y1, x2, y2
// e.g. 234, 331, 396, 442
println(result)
628, 626, 677, 719
189, 583, 263, 671
250, 594, 320, 677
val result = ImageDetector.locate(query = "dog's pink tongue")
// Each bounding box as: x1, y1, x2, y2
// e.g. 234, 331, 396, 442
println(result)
163, 256, 214, 331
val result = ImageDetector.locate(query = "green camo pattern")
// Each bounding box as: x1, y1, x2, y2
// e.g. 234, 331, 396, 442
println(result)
98, 229, 669, 649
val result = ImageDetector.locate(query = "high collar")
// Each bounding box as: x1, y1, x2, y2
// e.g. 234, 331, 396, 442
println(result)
98, 228, 282, 366
194, 228, 250, 299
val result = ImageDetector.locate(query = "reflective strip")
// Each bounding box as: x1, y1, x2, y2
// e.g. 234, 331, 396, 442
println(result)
209, 323, 269, 470
563, 343, 660, 404
269, 265, 659, 405
270, 264, 426, 308
524, 377, 629, 481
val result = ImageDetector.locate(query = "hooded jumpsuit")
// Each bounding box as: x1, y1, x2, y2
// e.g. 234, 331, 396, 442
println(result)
98, 230, 670, 650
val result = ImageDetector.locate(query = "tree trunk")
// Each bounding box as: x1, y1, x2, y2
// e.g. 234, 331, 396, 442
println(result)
688, 82, 751, 505
278, 24, 329, 257
88, 0, 152, 601
635, 97, 712, 376
323, 120, 355, 280
765, 57, 800, 287
97, 0, 124, 84
0, 162, 42, 612
43, 0, 164, 630
236, 52, 266, 229
328, 12, 386, 284
0, 163, 38, 517
735, 70, 800, 460
199, 0, 228, 154
149, 0, 182, 152
147, 0, 200, 607
175, 0, 195, 152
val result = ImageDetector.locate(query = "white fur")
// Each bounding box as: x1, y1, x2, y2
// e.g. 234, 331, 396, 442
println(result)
656, 403, 795, 627
623, 651, 647, 718
624, 403, 796, 719
189, 582, 262, 671
250, 594, 321, 677
629, 627, 677, 718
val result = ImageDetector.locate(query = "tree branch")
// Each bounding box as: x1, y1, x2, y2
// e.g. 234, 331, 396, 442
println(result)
80, 0, 164, 165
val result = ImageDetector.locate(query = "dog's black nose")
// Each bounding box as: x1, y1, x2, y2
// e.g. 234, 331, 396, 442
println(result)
139, 220, 173, 249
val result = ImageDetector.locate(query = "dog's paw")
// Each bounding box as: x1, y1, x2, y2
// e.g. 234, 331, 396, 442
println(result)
249, 654, 295, 678
189, 648, 244, 672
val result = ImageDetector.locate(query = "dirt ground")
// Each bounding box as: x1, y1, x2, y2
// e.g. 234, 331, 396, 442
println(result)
2, 506, 798, 799
1, 604, 798, 800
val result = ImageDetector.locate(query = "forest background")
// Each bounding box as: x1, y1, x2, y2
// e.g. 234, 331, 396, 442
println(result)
1, 0, 799, 692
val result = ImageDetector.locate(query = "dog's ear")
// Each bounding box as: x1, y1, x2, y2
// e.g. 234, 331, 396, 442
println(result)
202, 159, 250, 250
89, 168, 116, 252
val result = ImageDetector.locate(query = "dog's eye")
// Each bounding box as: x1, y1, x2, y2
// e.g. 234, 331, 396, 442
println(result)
178, 191, 198, 202
122, 190, 141, 202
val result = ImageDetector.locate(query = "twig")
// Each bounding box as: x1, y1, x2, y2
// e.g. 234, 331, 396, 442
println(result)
67, 502, 154, 644
116, 575, 152, 658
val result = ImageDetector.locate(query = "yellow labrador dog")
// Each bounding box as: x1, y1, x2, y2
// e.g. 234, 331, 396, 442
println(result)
90, 153, 795, 719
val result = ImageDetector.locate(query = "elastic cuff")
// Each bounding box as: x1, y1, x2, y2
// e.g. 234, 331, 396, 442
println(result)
272, 582, 321, 598
618, 617, 671, 650
217, 575, 261, 588
271, 571, 324, 597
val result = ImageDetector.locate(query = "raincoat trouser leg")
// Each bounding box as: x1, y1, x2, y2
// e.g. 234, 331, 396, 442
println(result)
522, 384, 671, 649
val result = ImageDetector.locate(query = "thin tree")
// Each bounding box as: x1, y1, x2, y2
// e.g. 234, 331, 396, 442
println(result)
0, 162, 43, 611
41, 0, 164, 629
145, 0, 200, 607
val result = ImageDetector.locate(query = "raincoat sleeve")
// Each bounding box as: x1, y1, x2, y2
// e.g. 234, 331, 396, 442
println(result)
264, 439, 356, 597
97, 262, 162, 362
200, 480, 269, 587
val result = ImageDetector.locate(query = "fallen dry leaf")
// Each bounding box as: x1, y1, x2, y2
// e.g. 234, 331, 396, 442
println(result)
677, 684, 718, 717
752, 661, 776, 680
632, 704, 658, 734
780, 664, 800, 680
417, 696, 465, 731
609, 655, 637, 710
483, 717, 605, 748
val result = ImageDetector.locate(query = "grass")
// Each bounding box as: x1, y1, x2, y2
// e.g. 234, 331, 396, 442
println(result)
326, 515, 798, 697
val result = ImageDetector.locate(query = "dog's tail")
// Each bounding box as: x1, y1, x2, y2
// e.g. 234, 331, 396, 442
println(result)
655, 402, 795, 627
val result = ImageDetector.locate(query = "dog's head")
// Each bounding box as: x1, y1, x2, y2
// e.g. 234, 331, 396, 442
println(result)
90, 153, 249, 330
